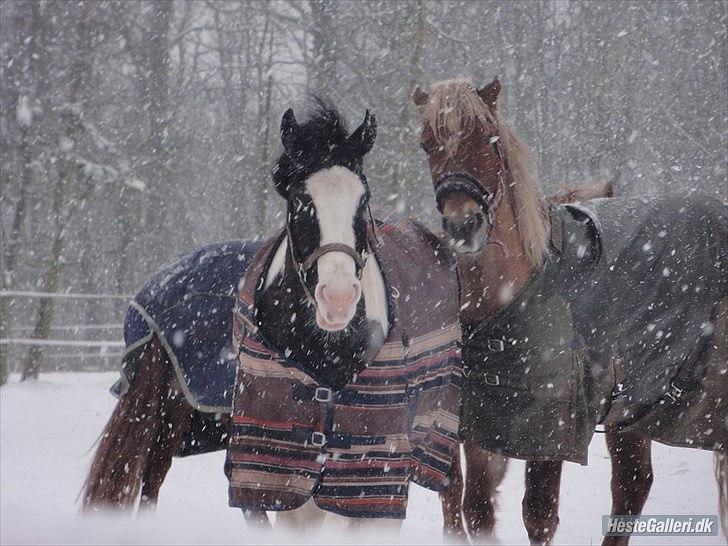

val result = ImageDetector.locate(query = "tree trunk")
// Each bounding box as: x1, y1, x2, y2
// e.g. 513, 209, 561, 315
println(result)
255, 24, 275, 236
394, 0, 427, 214
309, 0, 337, 92
213, 6, 249, 235
20, 183, 66, 380
1, 1, 46, 385
145, 0, 173, 265
1, 123, 34, 384
20, 1, 91, 380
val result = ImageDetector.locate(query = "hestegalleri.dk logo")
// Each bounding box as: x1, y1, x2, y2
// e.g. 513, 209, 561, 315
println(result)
602, 515, 718, 536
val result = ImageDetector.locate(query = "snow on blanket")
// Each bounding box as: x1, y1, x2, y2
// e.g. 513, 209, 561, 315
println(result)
0, 372, 724, 544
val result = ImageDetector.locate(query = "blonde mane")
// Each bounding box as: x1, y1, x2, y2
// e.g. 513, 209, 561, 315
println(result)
421, 78, 550, 268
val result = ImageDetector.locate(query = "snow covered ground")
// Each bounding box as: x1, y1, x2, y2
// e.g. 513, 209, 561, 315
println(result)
0, 372, 723, 545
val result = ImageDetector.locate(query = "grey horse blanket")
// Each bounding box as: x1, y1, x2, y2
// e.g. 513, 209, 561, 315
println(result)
462, 192, 727, 464
111, 240, 260, 455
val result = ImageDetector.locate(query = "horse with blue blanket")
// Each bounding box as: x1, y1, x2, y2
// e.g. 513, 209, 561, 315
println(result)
81, 240, 260, 510
82, 102, 465, 534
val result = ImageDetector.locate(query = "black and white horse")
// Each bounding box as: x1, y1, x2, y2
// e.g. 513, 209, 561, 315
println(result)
81, 102, 390, 525
257, 103, 388, 389
232, 100, 462, 531
232, 101, 398, 531
85, 102, 461, 535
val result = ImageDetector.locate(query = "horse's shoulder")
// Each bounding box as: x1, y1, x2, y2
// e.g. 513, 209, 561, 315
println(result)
374, 218, 460, 335
375, 219, 455, 277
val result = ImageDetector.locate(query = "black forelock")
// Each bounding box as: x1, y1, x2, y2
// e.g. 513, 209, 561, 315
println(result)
301, 96, 349, 144
272, 97, 367, 195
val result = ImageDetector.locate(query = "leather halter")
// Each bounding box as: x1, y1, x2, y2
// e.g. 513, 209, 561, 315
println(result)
285, 206, 373, 307
301, 242, 365, 273
433, 136, 508, 251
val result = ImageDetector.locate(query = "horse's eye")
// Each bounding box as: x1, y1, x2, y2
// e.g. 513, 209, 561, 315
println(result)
420, 142, 429, 153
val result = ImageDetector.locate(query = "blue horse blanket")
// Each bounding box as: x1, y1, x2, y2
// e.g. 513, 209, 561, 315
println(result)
112, 241, 261, 414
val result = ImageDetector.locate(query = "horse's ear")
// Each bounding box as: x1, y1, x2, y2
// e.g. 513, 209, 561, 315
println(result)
348, 110, 377, 156
280, 108, 298, 153
411, 85, 429, 108
477, 77, 501, 113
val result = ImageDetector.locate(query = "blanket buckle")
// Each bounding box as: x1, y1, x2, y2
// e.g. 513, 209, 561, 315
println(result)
487, 339, 505, 352
315, 387, 333, 402
664, 380, 684, 403
311, 431, 326, 447
484, 372, 500, 386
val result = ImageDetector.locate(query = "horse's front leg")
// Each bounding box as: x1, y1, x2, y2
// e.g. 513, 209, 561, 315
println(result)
522, 460, 563, 545
243, 509, 272, 529
275, 499, 327, 533
462, 440, 508, 541
439, 444, 466, 540
602, 426, 653, 546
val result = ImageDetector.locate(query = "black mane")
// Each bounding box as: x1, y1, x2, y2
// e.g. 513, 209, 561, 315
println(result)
297, 98, 350, 145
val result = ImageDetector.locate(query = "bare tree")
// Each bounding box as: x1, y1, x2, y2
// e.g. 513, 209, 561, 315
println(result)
0, 0, 724, 379
0, 1, 48, 383
20, 0, 98, 380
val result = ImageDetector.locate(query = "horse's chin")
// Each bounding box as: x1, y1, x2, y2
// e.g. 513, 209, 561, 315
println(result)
447, 234, 487, 255
316, 310, 351, 332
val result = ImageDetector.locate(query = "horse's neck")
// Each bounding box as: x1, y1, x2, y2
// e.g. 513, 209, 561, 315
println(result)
457, 196, 536, 326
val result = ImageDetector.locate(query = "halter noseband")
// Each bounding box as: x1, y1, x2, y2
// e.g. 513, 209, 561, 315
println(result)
300, 242, 365, 273
285, 205, 375, 308
433, 136, 508, 251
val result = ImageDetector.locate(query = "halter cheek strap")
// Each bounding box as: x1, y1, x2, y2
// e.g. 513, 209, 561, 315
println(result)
486, 136, 509, 256
285, 221, 316, 306
432, 135, 509, 256
285, 208, 371, 308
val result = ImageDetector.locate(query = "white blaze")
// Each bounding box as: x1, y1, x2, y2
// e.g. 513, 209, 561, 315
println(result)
306, 166, 364, 284
264, 237, 287, 290
262, 165, 388, 336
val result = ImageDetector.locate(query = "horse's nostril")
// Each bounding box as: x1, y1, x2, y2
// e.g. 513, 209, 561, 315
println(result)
319, 282, 360, 308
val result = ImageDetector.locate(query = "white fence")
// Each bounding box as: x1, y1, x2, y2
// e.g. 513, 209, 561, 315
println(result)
1, 290, 130, 371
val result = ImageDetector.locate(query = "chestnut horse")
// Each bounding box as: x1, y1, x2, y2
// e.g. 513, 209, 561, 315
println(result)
439, 180, 617, 542
413, 77, 727, 545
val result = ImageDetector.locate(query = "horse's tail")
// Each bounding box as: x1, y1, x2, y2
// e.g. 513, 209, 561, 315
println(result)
81, 336, 169, 511
716, 450, 728, 538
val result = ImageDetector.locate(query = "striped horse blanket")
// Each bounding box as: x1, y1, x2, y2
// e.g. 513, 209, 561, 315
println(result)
225, 219, 463, 518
